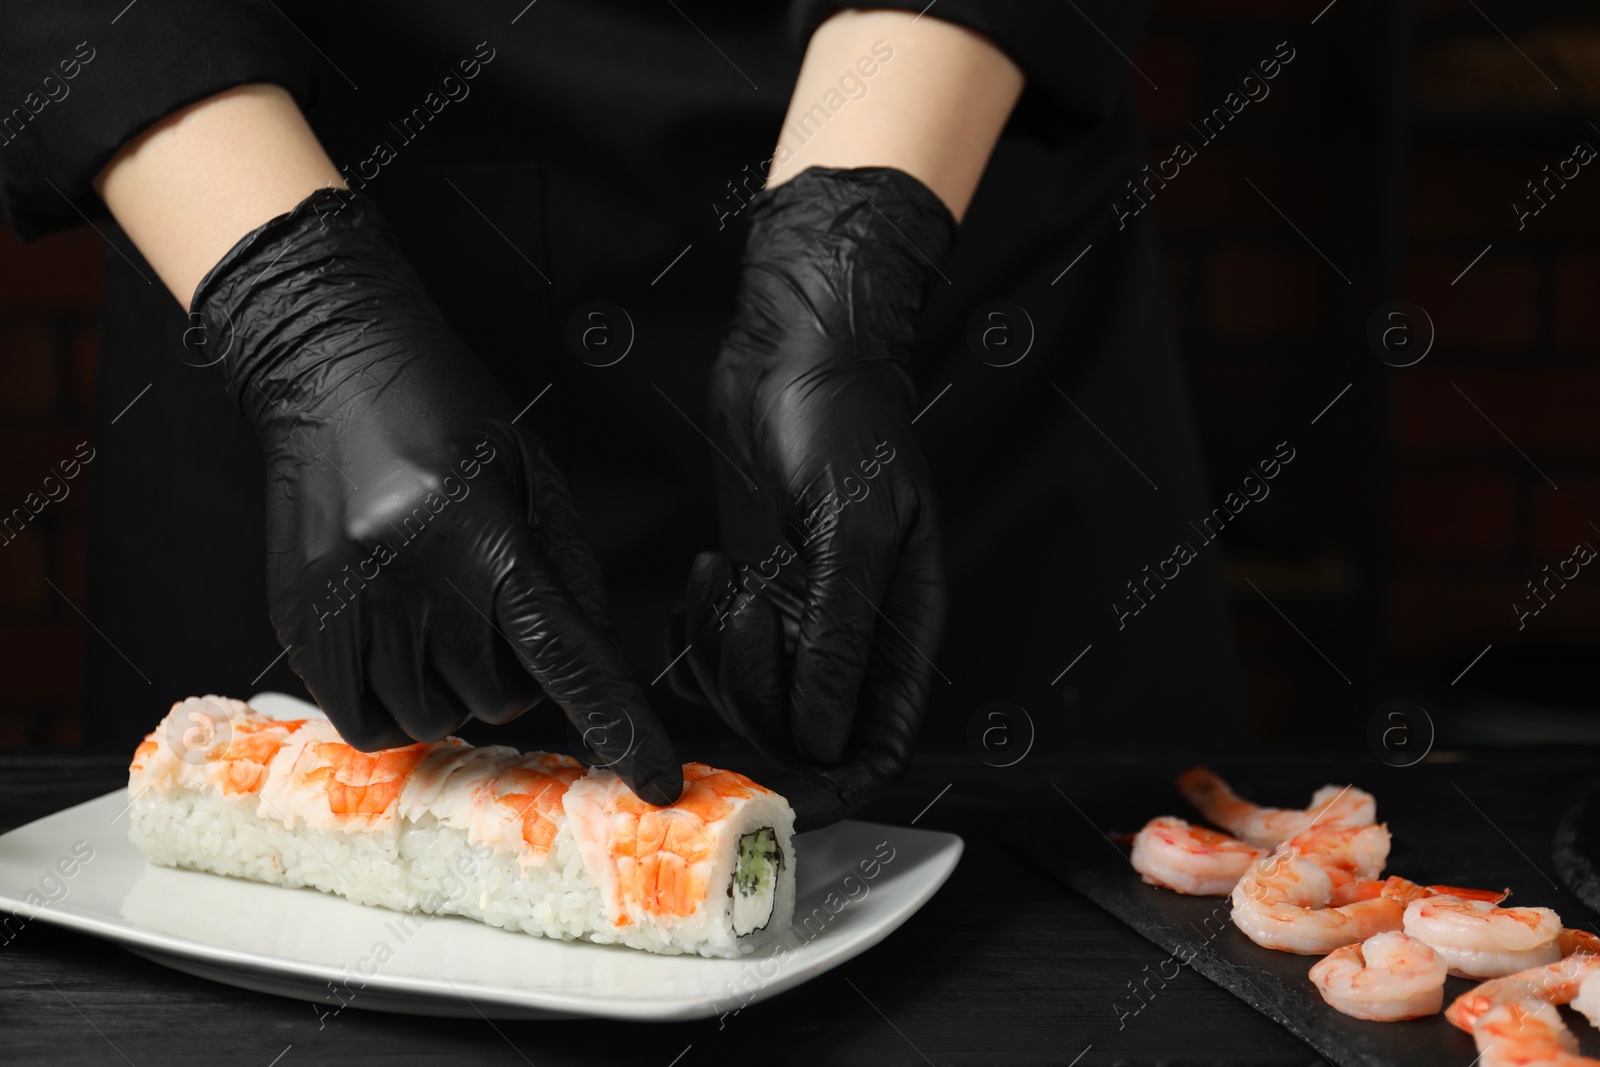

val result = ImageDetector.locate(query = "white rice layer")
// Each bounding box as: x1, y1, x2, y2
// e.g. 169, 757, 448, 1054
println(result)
128, 784, 794, 959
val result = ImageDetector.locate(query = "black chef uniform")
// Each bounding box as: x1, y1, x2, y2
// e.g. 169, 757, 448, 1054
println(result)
0, 0, 1244, 771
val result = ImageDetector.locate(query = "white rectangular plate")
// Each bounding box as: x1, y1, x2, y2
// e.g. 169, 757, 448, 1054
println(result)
0, 726, 961, 1021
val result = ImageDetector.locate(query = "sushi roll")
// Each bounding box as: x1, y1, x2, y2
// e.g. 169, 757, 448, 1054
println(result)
128, 695, 796, 958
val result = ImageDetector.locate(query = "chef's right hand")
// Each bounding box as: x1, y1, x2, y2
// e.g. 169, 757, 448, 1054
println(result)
664, 167, 956, 831
192, 186, 682, 806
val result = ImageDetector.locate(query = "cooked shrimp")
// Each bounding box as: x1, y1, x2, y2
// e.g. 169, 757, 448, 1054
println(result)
397, 741, 508, 817
1573, 968, 1600, 1029
1230, 852, 1412, 954
129, 695, 307, 797
1560, 928, 1600, 956
1404, 895, 1564, 979
1335, 876, 1507, 908
208, 715, 309, 796
1178, 767, 1376, 848
1130, 816, 1266, 896
1308, 931, 1447, 1021
1471, 999, 1597, 1067
260, 720, 437, 831
1446, 953, 1600, 1032
564, 763, 776, 926
1284, 823, 1390, 902
418, 748, 585, 870
302, 741, 433, 816
1279, 823, 1504, 908
491, 754, 588, 858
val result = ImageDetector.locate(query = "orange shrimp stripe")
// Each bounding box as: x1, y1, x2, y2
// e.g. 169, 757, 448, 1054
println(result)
130, 717, 310, 797
494, 758, 585, 857
300, 741, 431, 814
602, 764, 770, 920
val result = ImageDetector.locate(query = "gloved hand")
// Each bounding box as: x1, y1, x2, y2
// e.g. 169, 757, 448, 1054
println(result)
193, 187, 681, 805
668, 166, 955, 831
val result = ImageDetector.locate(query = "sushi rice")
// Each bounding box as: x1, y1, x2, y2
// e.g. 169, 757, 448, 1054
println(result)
128, 696, 796, 959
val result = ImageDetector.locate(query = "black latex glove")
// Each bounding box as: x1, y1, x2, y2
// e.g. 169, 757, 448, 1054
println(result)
193, 187, 681, 805
667, 167, 955, 831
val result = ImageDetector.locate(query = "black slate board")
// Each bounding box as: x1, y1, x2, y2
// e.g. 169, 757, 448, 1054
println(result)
1017, 798, 1600, 1067
1555, 778, 1600, 919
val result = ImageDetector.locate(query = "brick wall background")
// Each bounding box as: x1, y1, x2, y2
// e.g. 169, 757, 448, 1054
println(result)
1, 0, 1596, 749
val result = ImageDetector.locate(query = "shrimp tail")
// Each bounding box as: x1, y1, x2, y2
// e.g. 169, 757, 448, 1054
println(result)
1346, 876, 1508, 906
1446, 989, 1500, 1032
1176, 767, 1231, 815
1558, 928, 1600, 956
1429, 884, 1510, 904
1336, 880, 1387, 904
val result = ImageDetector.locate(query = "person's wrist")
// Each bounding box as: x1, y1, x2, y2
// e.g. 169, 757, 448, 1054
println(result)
746, 165, 956, 278
93, 84, 348, 306
191, 188, 435, 426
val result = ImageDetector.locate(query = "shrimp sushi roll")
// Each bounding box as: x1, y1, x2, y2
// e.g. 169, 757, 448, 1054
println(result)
128, 695, 796, 958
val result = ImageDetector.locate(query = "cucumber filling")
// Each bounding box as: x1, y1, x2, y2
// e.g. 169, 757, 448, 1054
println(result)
730, 827, 782, 936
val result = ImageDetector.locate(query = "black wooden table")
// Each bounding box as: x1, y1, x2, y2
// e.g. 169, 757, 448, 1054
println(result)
3, 749, 1592, 1067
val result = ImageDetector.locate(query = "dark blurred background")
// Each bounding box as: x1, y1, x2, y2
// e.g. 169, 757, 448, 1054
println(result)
2, 0, 1597, 750
1126, 0, 1600, 749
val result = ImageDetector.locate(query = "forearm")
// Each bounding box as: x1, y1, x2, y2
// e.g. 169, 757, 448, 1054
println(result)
92, 83, 344, 307
766, 8, 1024, 221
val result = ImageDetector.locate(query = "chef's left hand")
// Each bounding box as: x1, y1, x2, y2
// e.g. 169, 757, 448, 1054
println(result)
671, 166, 955, 831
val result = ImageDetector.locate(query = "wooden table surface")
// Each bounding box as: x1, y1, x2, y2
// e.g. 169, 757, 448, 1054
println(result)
3, 747, 1592, 1067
